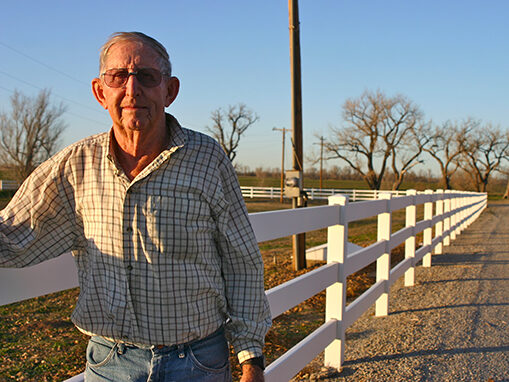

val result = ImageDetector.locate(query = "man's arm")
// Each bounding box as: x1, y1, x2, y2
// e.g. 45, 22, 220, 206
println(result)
0, 158, 79, 268
212, 149, 272, 371
240, 363, 265, 382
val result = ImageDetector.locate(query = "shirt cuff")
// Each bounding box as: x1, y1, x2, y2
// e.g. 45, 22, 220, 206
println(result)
237, 348, 263, 364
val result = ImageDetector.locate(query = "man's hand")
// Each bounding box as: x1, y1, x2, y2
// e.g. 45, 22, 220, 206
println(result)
240, 364, 264, 382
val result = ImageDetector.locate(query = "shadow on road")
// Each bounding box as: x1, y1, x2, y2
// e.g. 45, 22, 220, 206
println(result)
391, 302, 509, 315
343, 345, 509, 365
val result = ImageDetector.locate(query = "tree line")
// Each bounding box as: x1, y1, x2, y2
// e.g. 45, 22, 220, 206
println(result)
2, 88, 508, 195
205, 90, 509, 194
321, 90, 509, 193
0, 89, 258, 183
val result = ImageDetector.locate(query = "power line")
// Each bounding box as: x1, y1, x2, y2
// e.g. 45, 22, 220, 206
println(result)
0, 41, 90, 86
0, 84, 105, 127
0, 69, 103, 115
313, 136, 325, 189
273, 127, 291, 203
66, 111, 106, 126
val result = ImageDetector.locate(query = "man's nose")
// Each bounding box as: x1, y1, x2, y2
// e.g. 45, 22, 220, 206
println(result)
124, 73, 141, 96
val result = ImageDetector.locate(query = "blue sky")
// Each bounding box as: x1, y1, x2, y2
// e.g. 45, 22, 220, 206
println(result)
1, 1, 508, 172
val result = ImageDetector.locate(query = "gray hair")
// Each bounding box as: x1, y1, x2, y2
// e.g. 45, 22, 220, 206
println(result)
99, 32, 172, 75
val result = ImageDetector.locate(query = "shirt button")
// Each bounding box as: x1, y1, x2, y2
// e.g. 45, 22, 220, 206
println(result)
126, 226, 133, 232
126, 265, 133, 271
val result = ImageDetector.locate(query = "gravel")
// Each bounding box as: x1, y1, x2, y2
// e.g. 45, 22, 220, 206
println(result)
292, 201, 509, 382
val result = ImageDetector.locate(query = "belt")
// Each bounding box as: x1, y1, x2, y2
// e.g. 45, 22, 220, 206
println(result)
99, 325, 225, 350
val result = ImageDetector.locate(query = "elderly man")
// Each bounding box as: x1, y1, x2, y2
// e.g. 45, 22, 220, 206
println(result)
0, 32, 271, 381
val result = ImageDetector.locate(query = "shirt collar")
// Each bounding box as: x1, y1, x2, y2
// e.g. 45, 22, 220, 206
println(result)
165, 113, 187, 150
105, 113, 187, 163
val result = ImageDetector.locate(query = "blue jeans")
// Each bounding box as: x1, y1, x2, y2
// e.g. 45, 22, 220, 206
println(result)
84, 327, 232, 382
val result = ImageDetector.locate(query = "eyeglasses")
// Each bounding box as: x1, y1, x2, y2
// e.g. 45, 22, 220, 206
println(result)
101, 68, 168, 88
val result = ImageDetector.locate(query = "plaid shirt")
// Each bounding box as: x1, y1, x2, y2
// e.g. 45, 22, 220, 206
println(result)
0, 114, 271, 363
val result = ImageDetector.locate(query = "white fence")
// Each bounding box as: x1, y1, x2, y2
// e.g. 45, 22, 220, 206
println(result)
0, 180, 18, 191
0, 182, 408, 200
0, 189, 487, 381
241, 186, 407, 201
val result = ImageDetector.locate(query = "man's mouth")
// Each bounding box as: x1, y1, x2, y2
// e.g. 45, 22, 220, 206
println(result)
122, 105, 146, 111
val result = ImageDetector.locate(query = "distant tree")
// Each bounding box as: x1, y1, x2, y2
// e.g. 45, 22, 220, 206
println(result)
390, 122, 430, 190
324, 90, 425, 190
0, 89, 66, 182
422, 119, 477, 189
458, 123, 509, 192
495, 168, 509, 198
206, 103, 259, 162
307, 134, 326, 188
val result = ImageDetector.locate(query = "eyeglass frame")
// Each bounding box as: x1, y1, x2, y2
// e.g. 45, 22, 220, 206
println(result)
100, 68, 170, 88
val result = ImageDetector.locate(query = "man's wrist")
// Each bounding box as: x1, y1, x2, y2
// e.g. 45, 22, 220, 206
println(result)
240, 356, 265, 370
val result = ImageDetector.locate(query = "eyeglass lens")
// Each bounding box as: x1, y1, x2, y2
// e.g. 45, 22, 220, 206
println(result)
103, 68, 163, 88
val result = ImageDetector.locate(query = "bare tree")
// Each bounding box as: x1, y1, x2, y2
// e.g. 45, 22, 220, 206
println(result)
498, 167, 509, 199
324, 90, 425, 190
0, 89, 67, 182
390, 122, 430, 190
457, 123, 509, 192
206, 103, 259, 162
422, 119, 477, 189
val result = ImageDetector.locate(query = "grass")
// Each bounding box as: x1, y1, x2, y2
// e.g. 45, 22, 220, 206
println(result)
0, 188, 448, 381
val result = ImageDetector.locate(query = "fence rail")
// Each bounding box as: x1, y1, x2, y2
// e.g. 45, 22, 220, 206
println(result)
241, 186, 408, 201
0, 189, 487, 382
0, 182, 418, 200
0, 180, 18, 191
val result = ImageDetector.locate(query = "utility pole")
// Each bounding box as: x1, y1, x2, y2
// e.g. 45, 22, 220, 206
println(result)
314, 136, 325, 189
273, 127, 291, 203
289, 0, 306, 270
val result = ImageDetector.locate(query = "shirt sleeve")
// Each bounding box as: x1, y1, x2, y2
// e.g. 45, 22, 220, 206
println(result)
0, 156, 81, 268
213, 153, 272, 364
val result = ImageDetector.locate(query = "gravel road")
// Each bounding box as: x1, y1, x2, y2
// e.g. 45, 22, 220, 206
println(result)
292, 200, 509, 382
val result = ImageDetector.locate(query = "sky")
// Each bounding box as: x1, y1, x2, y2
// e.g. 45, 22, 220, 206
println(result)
1, 1, 508, 173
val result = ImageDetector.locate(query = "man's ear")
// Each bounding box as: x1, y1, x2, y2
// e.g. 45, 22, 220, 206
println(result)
165, 76, 180, 107
92, 78, 108, 110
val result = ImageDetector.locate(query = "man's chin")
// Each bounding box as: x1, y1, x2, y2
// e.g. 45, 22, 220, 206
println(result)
123, 119, 148, 132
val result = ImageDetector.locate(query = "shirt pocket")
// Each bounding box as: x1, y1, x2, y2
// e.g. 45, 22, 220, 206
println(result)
143, 194, 216, 261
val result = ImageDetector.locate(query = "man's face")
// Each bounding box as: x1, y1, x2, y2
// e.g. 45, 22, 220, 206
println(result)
92, 41, 179, 134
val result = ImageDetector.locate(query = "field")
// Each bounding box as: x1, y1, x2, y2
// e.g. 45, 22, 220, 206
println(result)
0, 182, 451, 381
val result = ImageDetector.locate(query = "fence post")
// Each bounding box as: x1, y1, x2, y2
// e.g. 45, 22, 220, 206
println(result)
468, 196, 476, 225
443, 190, 451, 246
422, 190, 434, 267
460, 193, 467, 232
324, 194, 348, 370
404, 189, 417, 287
470, 194, 478, 226
456, 192, 463, 234
434, 189, 444, 255
375, 192, 392, 317
450, 192, 457, 241
471, 194, 479, 226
